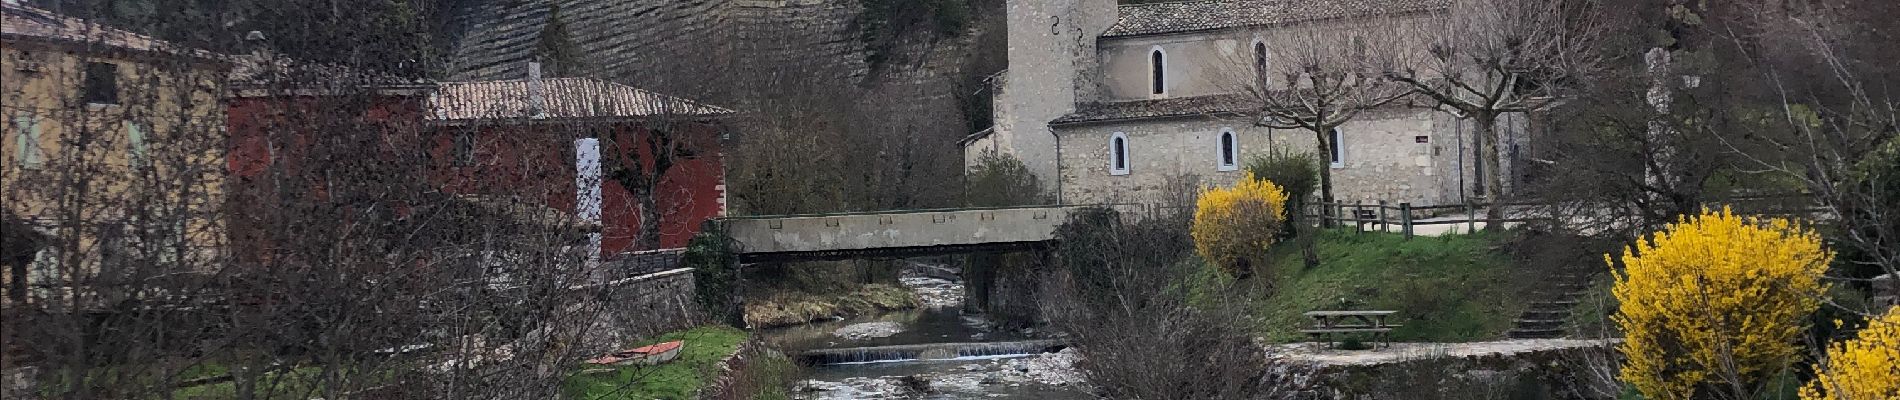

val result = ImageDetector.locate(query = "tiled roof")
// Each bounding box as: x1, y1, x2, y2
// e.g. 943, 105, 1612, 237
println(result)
430, 77, 733, 122
1, 2, 222, 60
1051, 94, 1259, 125
1103, 0, 1448, 37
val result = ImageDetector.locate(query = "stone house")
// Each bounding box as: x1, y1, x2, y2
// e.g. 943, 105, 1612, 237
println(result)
2, 2, 230, 306
963, 0, 1534, 208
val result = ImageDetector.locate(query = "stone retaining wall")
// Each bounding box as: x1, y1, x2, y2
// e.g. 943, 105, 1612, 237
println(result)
1292, 342, 1619, 400
573, 268, 705, 355
696, 338, 761, 400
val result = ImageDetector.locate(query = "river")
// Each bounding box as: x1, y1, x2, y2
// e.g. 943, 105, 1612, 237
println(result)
758, 266, 1095, 399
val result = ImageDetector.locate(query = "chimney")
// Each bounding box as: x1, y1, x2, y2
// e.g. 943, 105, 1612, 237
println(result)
527, 62, 546, 119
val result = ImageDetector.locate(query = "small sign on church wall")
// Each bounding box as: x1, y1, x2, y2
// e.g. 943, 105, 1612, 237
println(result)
1415, 136, 1430, 143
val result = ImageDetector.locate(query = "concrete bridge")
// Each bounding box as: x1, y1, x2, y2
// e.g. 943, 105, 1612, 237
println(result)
718, 205, 1089, 263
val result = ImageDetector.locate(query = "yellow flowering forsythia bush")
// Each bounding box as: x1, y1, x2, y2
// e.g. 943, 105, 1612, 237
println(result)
1800, 305, 1900, 400
1191, 172, 1289, 277
1611, 208, 1833, 400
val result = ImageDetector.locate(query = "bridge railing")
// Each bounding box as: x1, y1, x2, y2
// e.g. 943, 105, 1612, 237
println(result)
717, 204, 1079, 220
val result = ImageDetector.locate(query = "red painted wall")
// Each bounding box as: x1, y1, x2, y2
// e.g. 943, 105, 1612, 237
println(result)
427, 121, 726, 254
227, 94, 726, 257
224, 93, 435, 262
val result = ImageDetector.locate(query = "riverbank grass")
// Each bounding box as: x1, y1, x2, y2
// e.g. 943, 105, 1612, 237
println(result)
743, 283, 919, 328
1257, 229, 1523, 342
565, 325, 747, 399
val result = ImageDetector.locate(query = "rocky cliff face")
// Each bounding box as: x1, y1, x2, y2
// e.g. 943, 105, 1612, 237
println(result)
443, 0, 976, 116
443, 0, 989, 212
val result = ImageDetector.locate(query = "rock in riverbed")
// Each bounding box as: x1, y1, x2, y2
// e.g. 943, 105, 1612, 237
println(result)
833, 321, 905, 340
900, 275, 964, 309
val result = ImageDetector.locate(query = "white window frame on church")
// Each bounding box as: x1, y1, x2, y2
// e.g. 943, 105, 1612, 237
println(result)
1109, 132, 1131, 176
1216, 128, 1238, 172
1329, 128, 1346, 169
1149, 46, 1168, 97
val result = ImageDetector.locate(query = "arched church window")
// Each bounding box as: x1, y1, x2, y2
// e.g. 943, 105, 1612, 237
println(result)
1217, 129, 1238, 171
1253, 42, 1269, 89
1110, 132, 1131, 176
1150, 47, 1167, 96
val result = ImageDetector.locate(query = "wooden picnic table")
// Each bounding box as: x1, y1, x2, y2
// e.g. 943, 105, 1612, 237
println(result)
1300, 310, 1400, 349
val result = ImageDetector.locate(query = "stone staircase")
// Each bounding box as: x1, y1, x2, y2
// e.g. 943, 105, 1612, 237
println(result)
1507, 272, 1599, 339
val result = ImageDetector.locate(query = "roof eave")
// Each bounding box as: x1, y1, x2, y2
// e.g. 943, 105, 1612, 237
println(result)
225, 84, 438, 99
1050, 110, 1250, 128
1, 33, 233, 67
425, 112, 731, 127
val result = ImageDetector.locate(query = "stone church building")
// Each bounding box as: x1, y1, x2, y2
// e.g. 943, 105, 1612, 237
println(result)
963, 0, 1532, 207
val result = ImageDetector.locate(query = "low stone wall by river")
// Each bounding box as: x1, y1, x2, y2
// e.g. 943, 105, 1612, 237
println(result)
1279, 340, 1622, 400
570, 267, 705, 355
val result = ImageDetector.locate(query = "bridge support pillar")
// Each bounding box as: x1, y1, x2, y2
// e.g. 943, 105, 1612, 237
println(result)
962, 252, 998, 314
727, 258, 746, 327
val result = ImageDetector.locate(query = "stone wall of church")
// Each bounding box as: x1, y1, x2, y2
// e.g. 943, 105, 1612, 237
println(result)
979, 0, 1121, 194
1054, 107, 1496, 208
1091, 13, 1440, 103
1053, 117, 1272, 206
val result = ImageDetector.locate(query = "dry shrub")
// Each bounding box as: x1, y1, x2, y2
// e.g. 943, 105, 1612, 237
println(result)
1043, 208, 1302, 399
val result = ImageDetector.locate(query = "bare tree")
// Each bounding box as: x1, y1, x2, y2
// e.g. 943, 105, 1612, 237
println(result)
1216, 18, 1411, 208
1, 3, 698, 398
1042, 209, 1310, 399
1379, 0, 1607, 226
1702, 0, 1900, 294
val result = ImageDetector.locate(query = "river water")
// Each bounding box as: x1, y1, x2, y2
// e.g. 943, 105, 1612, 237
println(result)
758, 269, 1095, 399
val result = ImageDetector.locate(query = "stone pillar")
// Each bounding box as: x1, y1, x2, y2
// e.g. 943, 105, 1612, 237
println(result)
962, 252, 998, 314
727, 257, 747, 328
576, 138, 603, 281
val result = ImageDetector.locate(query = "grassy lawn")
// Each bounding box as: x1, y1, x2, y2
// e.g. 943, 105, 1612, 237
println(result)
34, 358, 336, 399
1257, 229, 1526, 343
169, 366, 328, 399
565, 325, 749, 400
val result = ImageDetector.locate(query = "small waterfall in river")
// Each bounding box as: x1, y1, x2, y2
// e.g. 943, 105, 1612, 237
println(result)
798, 340, 1068, 365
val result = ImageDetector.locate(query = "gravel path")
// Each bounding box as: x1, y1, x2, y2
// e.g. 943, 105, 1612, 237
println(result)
1267, 339, 1619, 366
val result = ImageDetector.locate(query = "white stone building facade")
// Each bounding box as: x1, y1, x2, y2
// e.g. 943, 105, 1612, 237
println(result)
963, 0, 1533, 207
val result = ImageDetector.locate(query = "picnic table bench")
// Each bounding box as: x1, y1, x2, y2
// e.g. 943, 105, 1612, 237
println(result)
1300, 310, 1400, 349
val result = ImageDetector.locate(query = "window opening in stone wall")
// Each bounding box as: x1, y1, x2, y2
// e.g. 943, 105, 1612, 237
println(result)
83, 62, 119, 105
1254, 42, 1268, 89
1150, 48, 1166, 95
1329, 128, 1345, 168
1111, 132, 1130, 176
1218, 129, 1238, 171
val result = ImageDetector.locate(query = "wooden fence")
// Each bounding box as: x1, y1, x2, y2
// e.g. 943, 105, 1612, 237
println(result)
1301, 200, 1554, 239
1300, 193, 1827, 239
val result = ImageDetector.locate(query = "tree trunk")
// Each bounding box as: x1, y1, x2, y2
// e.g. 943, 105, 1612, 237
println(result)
633, 184, 661, 250
1472, 114, 1505, 230
1299, 226, 1319, 269
1314, 128, 1336, 227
